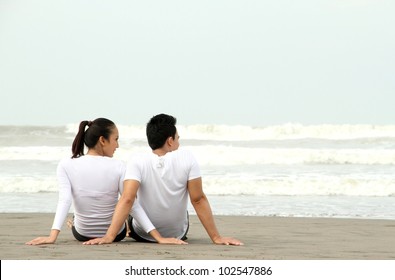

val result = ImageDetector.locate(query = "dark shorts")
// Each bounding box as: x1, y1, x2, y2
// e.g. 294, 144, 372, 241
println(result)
127, 214, 189, 243
72, 225, 127, 242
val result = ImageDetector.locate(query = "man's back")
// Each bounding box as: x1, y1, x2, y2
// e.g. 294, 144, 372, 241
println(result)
126, 149, 201, 241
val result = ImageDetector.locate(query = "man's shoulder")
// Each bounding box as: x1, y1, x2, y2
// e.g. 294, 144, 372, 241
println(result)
127, 152, 152, 166
129, 151, 151, 160
171, 149, 199, 165
173, 149, 195, 158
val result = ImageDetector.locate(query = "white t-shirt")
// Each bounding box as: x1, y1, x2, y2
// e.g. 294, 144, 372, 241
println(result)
126, 149, 201, 241
52, 155, 126, 237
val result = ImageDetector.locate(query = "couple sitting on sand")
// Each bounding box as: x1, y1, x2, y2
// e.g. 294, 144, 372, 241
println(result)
26, 113, 243, 246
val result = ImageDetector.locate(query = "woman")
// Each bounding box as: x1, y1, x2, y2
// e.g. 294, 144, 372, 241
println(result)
26, 118, 126, 245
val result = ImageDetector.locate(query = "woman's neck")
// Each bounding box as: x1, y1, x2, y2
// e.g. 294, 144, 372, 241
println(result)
87, 149, 104, 156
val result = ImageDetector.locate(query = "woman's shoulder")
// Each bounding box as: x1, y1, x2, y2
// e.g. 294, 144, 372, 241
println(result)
59, 155, 125, 166
58, 157, 73, 165
100, 156, 126, 168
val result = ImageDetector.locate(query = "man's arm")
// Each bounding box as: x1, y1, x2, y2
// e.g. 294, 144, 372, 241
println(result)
83, 179, 139, 245
188, 177, 243, 246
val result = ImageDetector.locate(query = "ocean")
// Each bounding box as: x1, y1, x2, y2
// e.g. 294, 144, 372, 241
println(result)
1, 123, 395, 219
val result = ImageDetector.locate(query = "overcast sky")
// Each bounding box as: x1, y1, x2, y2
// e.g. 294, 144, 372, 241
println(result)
0, 0, 394, 126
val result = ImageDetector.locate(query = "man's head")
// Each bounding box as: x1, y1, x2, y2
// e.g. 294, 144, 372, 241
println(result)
146, 114, 178, 150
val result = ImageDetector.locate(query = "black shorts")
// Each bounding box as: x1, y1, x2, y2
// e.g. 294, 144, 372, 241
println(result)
127, 214, 189, 243
72, 224, 127, 242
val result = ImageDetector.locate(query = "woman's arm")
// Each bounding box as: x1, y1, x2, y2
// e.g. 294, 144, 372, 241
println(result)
25, 229, 60, 245
26, 161, 72, 245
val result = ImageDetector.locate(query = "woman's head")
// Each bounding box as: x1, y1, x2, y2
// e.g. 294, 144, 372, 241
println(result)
71, 118, 119, 158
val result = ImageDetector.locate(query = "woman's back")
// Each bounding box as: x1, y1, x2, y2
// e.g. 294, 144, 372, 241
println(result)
55, 156, 125, 237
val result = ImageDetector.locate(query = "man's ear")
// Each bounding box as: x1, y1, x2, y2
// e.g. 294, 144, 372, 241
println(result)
167, 136, 174, 147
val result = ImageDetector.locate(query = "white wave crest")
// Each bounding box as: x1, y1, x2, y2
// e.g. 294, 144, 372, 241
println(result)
203, 176, 395, 197
177, 124, 395, 141
2, 145, 395, 165
0, 146, 70, 161
2, 174, 395, 197
187, 146, 395, 166
0, 176, 58, 193
64, 123, 395, 141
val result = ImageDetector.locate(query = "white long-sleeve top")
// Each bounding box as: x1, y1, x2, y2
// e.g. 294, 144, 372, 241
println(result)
52, 155, 126, 237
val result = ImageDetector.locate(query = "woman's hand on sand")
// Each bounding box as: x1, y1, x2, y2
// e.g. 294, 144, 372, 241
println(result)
26, 236, 56, 246
213, 236, 244, 246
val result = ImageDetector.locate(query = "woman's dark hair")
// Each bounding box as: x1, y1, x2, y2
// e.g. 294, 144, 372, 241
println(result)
146, 114, 177, 150
71, 118, 115, 158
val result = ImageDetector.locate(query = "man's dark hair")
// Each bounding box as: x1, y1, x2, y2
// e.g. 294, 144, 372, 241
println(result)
146, 114, 177, 150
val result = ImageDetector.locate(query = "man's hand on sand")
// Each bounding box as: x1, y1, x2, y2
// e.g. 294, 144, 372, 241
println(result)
83, 236, 113, 245
157, 237, 188, 245
213, 236, 244, 246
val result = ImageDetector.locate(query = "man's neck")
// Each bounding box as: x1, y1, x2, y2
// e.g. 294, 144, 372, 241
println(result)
153, 148, 168, 157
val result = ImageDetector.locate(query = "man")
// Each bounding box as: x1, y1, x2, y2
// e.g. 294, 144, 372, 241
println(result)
84, 114, 243, 245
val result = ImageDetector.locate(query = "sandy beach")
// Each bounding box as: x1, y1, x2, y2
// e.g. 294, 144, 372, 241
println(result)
0, 213, 394, 260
